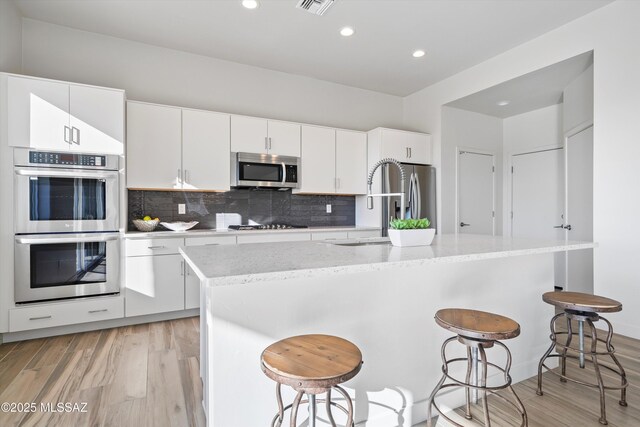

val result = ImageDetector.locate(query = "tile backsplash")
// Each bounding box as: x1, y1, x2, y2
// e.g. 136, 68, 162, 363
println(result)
127, 189, 356, 231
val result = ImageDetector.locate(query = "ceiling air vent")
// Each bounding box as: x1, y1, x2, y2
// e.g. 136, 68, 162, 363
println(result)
296, 0, 335, 16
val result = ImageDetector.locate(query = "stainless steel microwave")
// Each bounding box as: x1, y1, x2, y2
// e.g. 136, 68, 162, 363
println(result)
230, 152, 300, 189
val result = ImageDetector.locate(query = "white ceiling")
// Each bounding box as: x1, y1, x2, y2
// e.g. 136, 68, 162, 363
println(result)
447, 51, 593, 118
14, 0, 612, 96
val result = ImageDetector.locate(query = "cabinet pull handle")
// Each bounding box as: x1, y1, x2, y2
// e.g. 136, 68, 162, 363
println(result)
147, 245, 166, 250
88, 309, 108, 314
184, 169, 189, 183
177, 168, 182, 184
71, 127, 80, 144
64, 126, 71, 144
269, 137, 272, 150
203, 243, 219, 246
181, 260, 185, 276
409, 147, 412, 158
29, 315, 52, 321
265, 137, 268, 150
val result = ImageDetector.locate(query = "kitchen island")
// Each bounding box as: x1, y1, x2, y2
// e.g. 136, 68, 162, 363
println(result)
180, 234, 595, 427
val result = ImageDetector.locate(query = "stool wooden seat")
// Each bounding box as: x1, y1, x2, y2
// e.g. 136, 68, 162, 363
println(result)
428, 308, 527, 427
537, 291, 627, 425
261, 334, 362, 427
261, 334, 362, 393
542, 291, 622, 313
435, 308, 521, 341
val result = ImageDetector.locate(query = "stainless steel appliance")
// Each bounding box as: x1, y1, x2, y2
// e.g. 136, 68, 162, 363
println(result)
14, 148, 119, 234
231, 152, 300, 189
228, 224, 308, 230
381, 163, 437, 237
14, 232, 120, 303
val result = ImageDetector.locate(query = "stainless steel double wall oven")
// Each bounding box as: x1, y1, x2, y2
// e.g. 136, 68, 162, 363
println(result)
13, 148, 121, 303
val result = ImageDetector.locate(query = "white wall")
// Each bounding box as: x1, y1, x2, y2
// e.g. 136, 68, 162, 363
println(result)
403, 1, 640, 338
441, 107, 503, 234
0, 0, 22, 74
564, 64, 594, 132
20, 19, 403, 132
503, 104, 563, 233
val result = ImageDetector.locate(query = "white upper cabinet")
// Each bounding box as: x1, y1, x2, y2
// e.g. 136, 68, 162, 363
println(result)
182, 109, 230, 191
379, 128, 431, 165
6, 75, 124, 154
8, 76, 71, 151
296, 127, 367, 195
268, 120, 301, 157
298, 125, 336, 193
336, 130, 367, 194
127, 102, 182, 189
127, 102, 231, 191
230, 115, 300, 157
68, 84, 124, 154
230, 115, 268, 154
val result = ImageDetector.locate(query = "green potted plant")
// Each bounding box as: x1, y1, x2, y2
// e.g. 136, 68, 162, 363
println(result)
388, 218, 435, 247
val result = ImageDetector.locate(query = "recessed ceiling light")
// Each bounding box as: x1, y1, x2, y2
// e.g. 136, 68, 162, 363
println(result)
242, 0, 259, 9
497, 100, 510, 106
412, 50, 426, 58
340, 27, 355, 37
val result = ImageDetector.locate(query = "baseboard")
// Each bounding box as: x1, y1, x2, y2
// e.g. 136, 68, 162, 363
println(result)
0, 308, 199, 342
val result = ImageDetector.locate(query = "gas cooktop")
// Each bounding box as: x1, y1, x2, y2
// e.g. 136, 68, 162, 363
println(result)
228, 224, 308, 231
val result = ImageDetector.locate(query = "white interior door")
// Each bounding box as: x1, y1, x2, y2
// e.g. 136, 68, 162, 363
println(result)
511, 149, 564, 239
457, 150, 495, 235
565, 126, 594, 293
512, 148, 566, 288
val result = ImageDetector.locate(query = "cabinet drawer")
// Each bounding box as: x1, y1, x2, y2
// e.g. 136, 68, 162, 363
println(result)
236, 233, 310, 244
185, 235, 236, 246
347, 230, 381, 239
126, 238, 184, 256
311, 232, 349, 241
9, 296, 124, 332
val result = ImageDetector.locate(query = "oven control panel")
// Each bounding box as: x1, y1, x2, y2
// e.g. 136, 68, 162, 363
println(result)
29, 151, 106, 167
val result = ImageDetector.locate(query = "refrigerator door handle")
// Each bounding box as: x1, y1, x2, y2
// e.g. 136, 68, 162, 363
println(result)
414, 171, 422, 219
407, 172, 414, 219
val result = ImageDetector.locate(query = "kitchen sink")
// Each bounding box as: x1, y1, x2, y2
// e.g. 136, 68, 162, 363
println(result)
332, 241, 392, 247
323, 238, 391, 247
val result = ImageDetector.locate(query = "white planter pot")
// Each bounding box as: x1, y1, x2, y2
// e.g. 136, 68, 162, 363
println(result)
388, 228, 435, 247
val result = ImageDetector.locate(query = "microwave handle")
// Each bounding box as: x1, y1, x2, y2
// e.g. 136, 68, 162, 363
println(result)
16, 234, 119, 244
15, 168, 117, 180
281, 162, 286, 185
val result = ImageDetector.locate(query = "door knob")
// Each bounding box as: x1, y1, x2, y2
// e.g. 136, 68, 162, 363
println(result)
460, 222, 470, 227
553, 224, 572, 230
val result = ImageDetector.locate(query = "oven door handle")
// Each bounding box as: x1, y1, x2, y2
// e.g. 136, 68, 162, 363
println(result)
15, 234, 119, 244
281, 162, 286, 185
15, 168, 117, 180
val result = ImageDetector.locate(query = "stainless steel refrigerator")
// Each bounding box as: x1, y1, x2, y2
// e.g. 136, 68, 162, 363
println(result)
381, 163, 437, 237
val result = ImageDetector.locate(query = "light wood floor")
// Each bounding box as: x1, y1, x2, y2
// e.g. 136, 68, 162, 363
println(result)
0, 317, 205, 427
1, 317, 638, 426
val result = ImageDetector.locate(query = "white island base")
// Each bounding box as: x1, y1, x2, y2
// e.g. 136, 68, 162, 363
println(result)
182, 235, 594, 426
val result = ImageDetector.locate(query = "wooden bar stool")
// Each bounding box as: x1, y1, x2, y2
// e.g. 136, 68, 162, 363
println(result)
427, 308, 528, 427
537, 291, 628, 425
261, 334, 363, 427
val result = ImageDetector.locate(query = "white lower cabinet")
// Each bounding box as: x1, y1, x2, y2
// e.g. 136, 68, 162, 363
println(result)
9, 296, 124, 332
311, 231, 349, 241
347, 230, 381, 239
125, 254, 185, 317
236, 233, 310, 244
184, 235, 236, 309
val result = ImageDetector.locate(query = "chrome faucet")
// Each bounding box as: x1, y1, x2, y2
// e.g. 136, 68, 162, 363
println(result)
367, 158, 405, 217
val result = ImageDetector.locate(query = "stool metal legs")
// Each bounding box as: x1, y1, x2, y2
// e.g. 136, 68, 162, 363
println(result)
537, 310, 628, 425
271, 383, 354, 427
427, 336, 528, 427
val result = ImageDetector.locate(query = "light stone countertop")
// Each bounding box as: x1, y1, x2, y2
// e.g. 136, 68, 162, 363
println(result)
123, 225, 380, 239
180, 233, 596, 287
